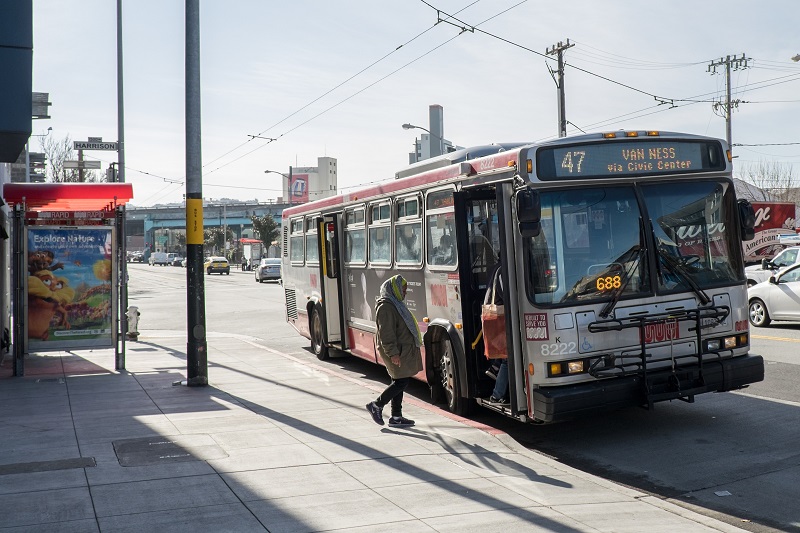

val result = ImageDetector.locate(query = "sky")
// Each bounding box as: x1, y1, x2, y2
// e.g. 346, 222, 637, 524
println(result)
30, 0, 800, 207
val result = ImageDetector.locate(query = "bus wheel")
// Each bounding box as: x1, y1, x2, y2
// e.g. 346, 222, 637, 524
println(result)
311, 308, 329, 360
438, 339, 472, 416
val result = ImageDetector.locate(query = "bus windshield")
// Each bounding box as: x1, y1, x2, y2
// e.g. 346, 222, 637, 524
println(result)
527, 180, 744, 306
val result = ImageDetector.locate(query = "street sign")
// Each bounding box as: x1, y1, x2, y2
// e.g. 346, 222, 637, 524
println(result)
64, 160, 102, 169
74, 140, 118, 151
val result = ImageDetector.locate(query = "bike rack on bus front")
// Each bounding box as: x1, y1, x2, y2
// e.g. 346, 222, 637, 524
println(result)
586, 305, 731, 408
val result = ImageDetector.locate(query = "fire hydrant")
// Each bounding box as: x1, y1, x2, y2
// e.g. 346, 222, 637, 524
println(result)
126, 306, 140, 340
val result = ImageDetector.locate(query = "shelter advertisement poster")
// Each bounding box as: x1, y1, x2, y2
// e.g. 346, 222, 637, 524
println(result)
26, 227, 115, 350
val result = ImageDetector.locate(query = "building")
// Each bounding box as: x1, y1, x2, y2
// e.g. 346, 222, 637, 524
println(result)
279, 156, 338, 205
406, 105, 462, 164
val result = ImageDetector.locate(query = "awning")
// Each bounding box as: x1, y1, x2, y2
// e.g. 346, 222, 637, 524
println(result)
2, 183, 134, 212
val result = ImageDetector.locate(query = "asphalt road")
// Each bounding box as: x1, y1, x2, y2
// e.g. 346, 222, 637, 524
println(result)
128, 263, 800, 533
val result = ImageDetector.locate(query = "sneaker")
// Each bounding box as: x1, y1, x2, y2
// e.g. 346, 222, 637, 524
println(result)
488, 396, 508, 404
388, 416, 415, 427
366, 402, 384, 426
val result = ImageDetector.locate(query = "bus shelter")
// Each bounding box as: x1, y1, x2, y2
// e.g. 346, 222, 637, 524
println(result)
3, 183, 134, 376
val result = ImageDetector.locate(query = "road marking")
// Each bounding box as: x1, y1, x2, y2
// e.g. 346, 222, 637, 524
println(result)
750, 334, 800, 343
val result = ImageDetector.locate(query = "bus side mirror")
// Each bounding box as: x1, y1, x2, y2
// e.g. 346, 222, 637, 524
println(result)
738, 199, 755, 241
517, 189, 541, 238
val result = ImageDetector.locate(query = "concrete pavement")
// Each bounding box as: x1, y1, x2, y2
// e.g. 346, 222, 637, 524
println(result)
0, 332, 747, 532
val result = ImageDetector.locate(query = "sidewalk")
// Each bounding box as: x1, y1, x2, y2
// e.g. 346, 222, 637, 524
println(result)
0, 332, 746, 532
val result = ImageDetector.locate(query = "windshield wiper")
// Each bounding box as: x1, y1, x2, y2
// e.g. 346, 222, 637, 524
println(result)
658, 247, 710, 305
599, 245, 643, 318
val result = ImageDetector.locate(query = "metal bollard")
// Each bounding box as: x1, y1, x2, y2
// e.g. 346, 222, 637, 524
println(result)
125, 306, 140, 340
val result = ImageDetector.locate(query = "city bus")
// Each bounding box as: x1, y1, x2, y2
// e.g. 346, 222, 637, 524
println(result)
280, 131, 764, 424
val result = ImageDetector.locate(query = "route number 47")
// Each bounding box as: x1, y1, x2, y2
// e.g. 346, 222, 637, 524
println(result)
561, 151, 586, 173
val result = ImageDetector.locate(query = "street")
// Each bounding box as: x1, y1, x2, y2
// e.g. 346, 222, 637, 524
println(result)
129, 263, 800, 533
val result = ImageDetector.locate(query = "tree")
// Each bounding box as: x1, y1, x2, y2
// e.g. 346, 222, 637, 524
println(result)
739, 160, 799, 203
38, 133, 99, 183
204, 227, 234, 257
251, 214, 279, 245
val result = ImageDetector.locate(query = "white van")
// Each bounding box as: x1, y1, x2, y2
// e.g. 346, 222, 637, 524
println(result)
149, 252, 169, 266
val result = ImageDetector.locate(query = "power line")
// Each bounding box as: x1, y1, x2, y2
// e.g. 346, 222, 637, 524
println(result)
734, 142, 800, 147
202, 0, 484, 172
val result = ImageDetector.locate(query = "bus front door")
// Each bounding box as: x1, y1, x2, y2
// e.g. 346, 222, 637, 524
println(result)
454, 190, 501, 398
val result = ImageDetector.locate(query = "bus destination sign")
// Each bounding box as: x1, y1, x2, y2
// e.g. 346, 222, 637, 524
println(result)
535, 140, 725, 180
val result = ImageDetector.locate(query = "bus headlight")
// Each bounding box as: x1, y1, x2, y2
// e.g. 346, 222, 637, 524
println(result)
548, 359, 587, 377
723, 336, 737, 349
567, 361, 584, 373
704, 333, 748, 353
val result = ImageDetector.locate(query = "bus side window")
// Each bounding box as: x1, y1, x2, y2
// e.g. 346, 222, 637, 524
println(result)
370, 228, 390, 262
289, 218, 304, 263
305, 216, 319, 263
396, 223, 421, 264
395, 195, 422, 265
427, 213, 456, 267
344, 207, 366, 264
368, 202, 392, 264
345, 230, 366, 263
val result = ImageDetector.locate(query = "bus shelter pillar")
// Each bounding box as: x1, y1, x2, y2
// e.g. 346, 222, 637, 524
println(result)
116, 204, 127, 370
12, 204, 26, 376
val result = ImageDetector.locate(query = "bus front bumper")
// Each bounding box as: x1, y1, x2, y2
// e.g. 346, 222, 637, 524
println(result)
531, 354, 764, 424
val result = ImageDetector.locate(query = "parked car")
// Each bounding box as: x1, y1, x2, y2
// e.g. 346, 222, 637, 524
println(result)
745, 246, 800, 287
254, 258, 281, 283
204, 256, 230, 275
127, 251, 144, 262
748, 263, 800, 326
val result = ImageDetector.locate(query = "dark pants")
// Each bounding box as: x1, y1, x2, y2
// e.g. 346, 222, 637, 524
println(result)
375, 377, 410, 417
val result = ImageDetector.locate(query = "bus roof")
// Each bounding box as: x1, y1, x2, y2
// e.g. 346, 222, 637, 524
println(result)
282, 130, 729, 219
282, 143, 530, 218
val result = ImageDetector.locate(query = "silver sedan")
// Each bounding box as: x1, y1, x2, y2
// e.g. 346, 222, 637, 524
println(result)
254, 258, 282, 283
748, 264, 800, 327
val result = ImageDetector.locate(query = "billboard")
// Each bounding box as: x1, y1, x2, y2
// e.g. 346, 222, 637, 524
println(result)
290, 174, 309, 204
26, 227, 116, 350
742, 202, 797, 262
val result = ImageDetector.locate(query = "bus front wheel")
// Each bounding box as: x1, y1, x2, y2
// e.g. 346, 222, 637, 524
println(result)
311, 308, 329, 360
437, 339, 472, 416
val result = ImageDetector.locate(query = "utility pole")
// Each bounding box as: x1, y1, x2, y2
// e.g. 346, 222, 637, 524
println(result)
546, 39, 574, 138
708, 54, 749, 156
184, 0, 208, 387
288, 166, 293, 207
223, 203, 227, 254
117, 0, 128, 370
78, 149, 85, 182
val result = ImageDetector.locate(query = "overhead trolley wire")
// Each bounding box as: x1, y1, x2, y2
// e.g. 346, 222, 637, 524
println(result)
202, 1, 484, 174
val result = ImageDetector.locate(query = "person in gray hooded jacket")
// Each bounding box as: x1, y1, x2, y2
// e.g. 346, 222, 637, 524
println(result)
365, 274, 423, 427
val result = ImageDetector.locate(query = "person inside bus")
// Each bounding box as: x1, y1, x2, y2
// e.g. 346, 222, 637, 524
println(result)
484, 261, 509, 404
366, 274, 423, 427
433, 233, 455, 265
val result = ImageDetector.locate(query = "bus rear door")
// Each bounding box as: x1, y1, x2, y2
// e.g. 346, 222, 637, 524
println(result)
316, 214, 344, 351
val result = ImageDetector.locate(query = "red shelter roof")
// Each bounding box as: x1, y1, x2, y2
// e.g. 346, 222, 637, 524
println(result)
2, 183, 134, 212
